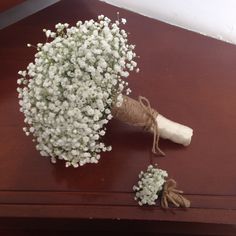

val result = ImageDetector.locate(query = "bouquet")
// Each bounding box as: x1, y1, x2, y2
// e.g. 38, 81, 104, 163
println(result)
17, 15, 192, 208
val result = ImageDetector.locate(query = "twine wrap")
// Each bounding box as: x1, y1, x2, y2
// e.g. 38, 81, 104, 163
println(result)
161, 179, 191, 209
112, 95, 165, 156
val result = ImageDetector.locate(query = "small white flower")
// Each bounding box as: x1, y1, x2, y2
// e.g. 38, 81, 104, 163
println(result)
17, 78, 23, 85
107, 114, 113, 120
45, 30, 51, 38
98, 15, 104, 20
29, 127, 35, 132
51, 157, 57, 163
99, 130, 106, 136
133, 165, 168, 206
116, 102, 122, 107
83, 136, 89, 143
121, 18, 127, 24
65, 162, 71, 167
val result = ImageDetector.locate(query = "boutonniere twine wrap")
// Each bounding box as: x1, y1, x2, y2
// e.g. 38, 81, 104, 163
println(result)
17, 15, 192, 209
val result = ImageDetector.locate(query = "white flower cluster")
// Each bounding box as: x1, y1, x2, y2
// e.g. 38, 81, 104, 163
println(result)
133, 165, 168, 205
17, 15, 139, 167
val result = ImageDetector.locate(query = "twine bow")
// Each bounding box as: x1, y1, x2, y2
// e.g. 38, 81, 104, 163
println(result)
138, 96, 165, 156
161, 179, 190, 209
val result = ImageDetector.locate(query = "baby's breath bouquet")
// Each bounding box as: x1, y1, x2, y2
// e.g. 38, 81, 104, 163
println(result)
17, 15, 138, 167
17, 15, 193, 168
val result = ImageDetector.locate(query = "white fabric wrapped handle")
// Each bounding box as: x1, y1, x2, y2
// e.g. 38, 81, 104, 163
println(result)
156, 114, 193, 146
113, 95, 193, 153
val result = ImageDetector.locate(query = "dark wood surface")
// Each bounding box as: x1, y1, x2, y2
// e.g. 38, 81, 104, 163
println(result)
0, 0, 25, 13
0, 0, 236, 234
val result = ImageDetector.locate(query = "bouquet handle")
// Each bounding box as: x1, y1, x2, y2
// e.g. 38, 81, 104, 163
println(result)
112, 95, 193, 155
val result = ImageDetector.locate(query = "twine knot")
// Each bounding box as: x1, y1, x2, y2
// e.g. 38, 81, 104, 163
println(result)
112, 95, 165, 156
161, 179, 190, 209
138, 96, 165, 156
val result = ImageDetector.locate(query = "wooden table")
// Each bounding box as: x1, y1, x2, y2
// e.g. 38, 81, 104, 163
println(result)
0, 0, 235, 235
0, 0, 25, 13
